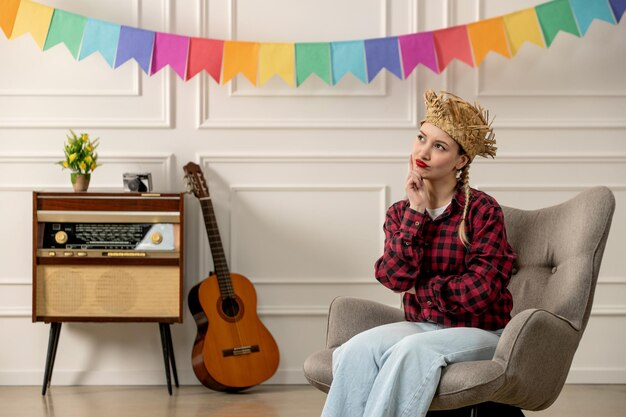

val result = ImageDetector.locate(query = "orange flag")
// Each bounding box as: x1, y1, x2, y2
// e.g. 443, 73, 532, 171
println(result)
467, 17, 511, 66
502, 8, 545, 56
222, 41, 259, 86
0, 0, 21, 38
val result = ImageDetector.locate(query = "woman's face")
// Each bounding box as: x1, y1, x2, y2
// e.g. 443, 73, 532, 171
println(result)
412, 122, 469, 181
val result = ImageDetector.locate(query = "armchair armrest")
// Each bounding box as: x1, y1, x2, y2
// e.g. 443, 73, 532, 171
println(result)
326, 296, 405, 349
492, 308, 580, 411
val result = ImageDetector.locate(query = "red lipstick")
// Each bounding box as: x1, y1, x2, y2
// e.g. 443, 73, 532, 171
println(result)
415, 159, 429, 168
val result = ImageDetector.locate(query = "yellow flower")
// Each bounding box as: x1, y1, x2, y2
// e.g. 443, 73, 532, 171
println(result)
69, 153, 77, 162
79, 162, 86, 171
81, 133, 89, 141
85, 155, 93, 164
86, 145, 93, 152
91, 162, 97, 171
63, 161, 69, 168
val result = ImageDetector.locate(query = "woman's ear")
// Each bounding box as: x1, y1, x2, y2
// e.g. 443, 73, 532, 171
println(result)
455, 155, 469, 171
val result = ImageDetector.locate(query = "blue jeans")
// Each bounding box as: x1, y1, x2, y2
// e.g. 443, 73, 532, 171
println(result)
320, 321, 503, 417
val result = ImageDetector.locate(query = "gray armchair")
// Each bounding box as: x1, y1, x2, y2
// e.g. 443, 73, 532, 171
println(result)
304, 186, 615, 415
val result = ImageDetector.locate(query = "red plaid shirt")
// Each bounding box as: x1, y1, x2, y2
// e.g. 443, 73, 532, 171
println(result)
374, 185, 516, 330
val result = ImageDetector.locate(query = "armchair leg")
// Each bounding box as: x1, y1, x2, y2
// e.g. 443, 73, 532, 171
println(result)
426, 403, 524, 417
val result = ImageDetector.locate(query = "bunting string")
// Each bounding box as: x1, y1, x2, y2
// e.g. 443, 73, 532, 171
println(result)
0, 0, 624, 87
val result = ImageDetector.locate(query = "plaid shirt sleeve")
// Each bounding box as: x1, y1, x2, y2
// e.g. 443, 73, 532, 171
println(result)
413, 202, 515, 316
374, 201, 429, 292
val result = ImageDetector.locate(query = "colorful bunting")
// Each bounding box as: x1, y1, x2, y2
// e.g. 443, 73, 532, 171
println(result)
610, 0, 626, 22
433, 26, 474, 70
0, 0, 21, 38
151, 32, 189, 80
259, 43, 295, 86
10, 0, 54, 49
43, 9, 87, 58
187, 38, 223, 82
398, 32, 439, 76
0, 0, 623, 87
502, 8, 546, 56
467, 17, 511, 66
535, 0, 580, 47
331, 40, 367, 84
79, 19, 121, 68
222, 41, 259, 86
295, 42, 331, 86
114, 26, 155, 74
570, 0, 616, 35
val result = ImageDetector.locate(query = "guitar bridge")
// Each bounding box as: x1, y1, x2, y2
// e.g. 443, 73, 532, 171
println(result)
223, 345, 260, 357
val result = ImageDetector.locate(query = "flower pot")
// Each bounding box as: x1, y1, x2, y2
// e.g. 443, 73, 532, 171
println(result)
71, 173, 91, 192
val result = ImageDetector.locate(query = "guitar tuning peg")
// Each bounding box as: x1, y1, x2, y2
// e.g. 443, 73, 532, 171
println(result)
183, 176, 193, 193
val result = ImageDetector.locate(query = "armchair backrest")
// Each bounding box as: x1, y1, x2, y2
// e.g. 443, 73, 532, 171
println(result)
501, 186, 615, 333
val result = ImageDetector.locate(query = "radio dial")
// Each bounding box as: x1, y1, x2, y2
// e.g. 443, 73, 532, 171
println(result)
55, 231, 68, 244
151, 232, 163, 245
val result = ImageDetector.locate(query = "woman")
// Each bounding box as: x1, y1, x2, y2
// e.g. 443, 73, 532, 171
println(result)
321, 90, 517, 417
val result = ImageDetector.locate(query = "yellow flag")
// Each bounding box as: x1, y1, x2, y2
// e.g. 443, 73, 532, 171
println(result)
503, 8, 545, 56
222, 41, 260, 86
10, 0, 54, 49
259, 43, 295, 86
467, 17, 511, 66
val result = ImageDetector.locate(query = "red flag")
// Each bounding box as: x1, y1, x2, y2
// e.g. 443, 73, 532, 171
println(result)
187, 37, 224, 82
433, 25, 474, 71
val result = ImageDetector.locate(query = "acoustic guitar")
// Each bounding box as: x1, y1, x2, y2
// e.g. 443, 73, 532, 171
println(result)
184, 162, 279, 392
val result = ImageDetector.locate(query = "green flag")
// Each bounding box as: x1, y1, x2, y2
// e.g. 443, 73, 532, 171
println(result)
44, 10, 88, 58
535, 0, 580, 47
295, 42, 331, 86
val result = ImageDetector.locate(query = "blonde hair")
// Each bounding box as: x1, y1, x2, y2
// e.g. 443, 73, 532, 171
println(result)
457, 164, 471, 248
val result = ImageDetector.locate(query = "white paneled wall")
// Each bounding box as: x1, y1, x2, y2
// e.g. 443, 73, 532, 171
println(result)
0, 0, 625, 386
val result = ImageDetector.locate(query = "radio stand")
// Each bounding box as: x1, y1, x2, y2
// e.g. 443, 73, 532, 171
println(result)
33, 192, 184, 396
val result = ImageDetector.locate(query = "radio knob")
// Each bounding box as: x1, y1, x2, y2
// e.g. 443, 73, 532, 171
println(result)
151, 232, 163, 245
55, 231, 68, 244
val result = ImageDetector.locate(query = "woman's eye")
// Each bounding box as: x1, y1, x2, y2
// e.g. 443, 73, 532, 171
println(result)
434, 144, 445, 151
417, 135, 425, 142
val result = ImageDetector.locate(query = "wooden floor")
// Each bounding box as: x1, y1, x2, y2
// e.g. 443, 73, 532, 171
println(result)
0, 384, 624, 417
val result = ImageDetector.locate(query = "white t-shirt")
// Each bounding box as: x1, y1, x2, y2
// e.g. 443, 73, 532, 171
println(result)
426, 202, 451, 220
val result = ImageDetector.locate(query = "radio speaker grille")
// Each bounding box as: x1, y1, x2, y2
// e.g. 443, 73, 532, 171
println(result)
36, 265, 180, 318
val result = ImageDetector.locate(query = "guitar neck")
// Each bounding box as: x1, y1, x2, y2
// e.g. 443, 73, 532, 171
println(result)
200, 198, 234, 298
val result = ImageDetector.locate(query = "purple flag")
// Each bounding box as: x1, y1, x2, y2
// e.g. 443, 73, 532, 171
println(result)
610, 0, 626, 22
115, 26, 155, 74
364, 37, 402, 82
398, 32, 439, 76
151, 32, 190, 79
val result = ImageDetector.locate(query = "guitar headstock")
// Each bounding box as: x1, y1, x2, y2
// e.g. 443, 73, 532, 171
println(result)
183, 162, 210, 199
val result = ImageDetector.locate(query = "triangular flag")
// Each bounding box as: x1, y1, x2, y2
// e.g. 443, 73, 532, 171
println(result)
502, 8, 545, 56
330, 40, 367, 84
467, 17, 511, 66
609, 0, 626, 22
0, 0, 21, 38
79, 18, 121, 68
295, 42, 331, 86
364, 37, 403, 82
10, 0, 54, 49
43, 9, 87, 58
114, 26, 155, 74
535, 0, 580, 47
259, 42, 295, 86
569, 0, 616, 35
222, 41, 259, 86
150, 32, 190, 80
398, 32, 439, 76
186, 37, 224, 82
433, 25, 474, 70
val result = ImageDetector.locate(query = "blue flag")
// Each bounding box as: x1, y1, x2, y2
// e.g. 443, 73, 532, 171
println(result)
330, 41, 367, 84
114, 26, 155, 74
364, 37, 403, 82
79, 19, 121, 67
609, 0, 626, 22
570, 0, 616, 35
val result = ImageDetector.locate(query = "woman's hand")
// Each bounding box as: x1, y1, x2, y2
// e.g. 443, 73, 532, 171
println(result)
405, 155, 428, 212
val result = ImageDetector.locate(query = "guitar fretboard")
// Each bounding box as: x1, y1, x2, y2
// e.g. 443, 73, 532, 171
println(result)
200, 198, 234, 298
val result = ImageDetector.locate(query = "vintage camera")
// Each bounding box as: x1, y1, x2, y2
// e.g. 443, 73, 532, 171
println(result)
123, 173, 153, 192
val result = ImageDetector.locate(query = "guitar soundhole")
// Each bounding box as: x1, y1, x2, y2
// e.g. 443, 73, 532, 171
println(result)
221, 297, 240, 318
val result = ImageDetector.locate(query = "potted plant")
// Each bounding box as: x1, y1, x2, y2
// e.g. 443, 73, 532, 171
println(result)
57, 129, 100, 192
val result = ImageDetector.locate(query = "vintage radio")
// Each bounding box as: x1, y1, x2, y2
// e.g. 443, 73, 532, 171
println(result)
32, 192, 184, 322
